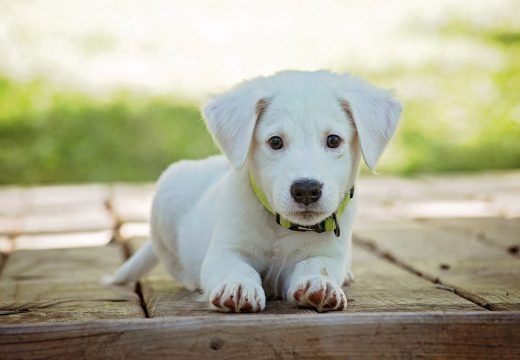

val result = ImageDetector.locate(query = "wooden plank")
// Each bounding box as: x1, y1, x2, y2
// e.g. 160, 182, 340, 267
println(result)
0, 244, 145, 323
0, 235, 14, 253
397, 199, 496, 219
0, 186, 30, 216
125, 236, 481, 317
357, 171, 520, 220
0, 185, 112, 236
126, 237, 213, 317
418, 217, 520, 255
0, 281, 143, 323
119, 222, 150, 239
18, 204, 114, 235
418, 171, 520, 198
0, 215, 21, 237
354, 220, 520, 310
1, 312, 519, 359
417, 172, 520, 219
348, 246, 483, 312
491, 192, 520, 218
14, 230, 112, 250
357, 175, 434, 203
110, 183, 154, 223
26, 184, 110, 212
355, 176, 430, 221
1, 245, 124, 281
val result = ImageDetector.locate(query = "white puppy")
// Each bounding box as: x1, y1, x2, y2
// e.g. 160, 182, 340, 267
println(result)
112, 70, 401, 313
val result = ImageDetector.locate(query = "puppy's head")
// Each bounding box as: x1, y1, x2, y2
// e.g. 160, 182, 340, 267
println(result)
203, 71, 401, 226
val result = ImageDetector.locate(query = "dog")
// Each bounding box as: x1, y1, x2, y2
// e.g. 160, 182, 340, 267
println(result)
111, 70, 401, 313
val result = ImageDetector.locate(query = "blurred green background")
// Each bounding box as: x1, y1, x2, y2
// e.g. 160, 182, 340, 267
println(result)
0, 1, 519, 185
0, 84, 217, 183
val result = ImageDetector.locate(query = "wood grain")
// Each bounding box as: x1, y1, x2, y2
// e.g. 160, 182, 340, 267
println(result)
1, 312, 519, 359
418, 217, 520, 254
2, 245, 124, 281
0, 244, 145, 323
347, 246, 483, 312
354, 220, 520, 310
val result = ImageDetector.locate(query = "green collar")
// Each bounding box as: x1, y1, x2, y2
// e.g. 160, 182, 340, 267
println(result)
249, 173, 354, 237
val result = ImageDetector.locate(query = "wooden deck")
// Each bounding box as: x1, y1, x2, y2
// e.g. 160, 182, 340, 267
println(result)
1, 172, 519, 359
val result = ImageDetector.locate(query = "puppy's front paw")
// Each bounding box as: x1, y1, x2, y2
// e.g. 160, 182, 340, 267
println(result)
209, 279, 266, 313
288, 277, 346, 312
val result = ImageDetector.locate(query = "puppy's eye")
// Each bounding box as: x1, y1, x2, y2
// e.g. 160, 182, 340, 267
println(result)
326, 134, 342, 148
268, 136, 284, 150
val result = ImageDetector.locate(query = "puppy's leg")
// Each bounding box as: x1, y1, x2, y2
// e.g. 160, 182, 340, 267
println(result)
202, 251, 266, 313
343, 234, 355, 285
286, 256, 347, 312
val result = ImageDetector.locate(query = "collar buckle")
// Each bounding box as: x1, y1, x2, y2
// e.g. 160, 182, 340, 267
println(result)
277, 213, 326, 233
289, 221, 326, 233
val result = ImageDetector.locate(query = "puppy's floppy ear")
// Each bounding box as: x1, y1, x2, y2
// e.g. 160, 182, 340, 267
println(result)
339, 77, 402, 171
203, 80, 269, 169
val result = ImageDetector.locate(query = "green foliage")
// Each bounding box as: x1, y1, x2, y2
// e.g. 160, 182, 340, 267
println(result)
0, 80, 217, 184
374, 22, 520, 175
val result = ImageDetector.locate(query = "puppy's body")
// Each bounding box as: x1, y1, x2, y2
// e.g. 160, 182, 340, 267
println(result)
150, 155, 229, 290
113, 71, 400, 312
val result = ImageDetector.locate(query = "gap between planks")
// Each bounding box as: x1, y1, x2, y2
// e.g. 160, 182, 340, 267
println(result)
107, 195, 150, 319
353, 219, 520, 311
121, 239, 150, 319
0, 192, 148, 323
0, 251, 7, 277
0, 245, 146, 323
353, 235, 491, 311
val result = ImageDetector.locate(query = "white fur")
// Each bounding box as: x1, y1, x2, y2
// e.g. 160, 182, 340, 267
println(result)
111, 70, 401, 313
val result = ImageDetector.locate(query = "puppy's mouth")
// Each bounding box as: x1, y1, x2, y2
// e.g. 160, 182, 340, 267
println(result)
284, 209, 329, 225
289, 210, 326, 219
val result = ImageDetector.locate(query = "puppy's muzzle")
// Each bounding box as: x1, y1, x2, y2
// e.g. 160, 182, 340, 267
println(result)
290, 179, 322, 205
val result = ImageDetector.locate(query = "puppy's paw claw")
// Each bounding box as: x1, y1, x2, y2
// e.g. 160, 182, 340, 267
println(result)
289, 277, 346, 312
209, 280, 266, 313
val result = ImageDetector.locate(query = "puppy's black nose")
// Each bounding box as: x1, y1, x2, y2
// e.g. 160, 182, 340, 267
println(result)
290, 179, 322, 205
